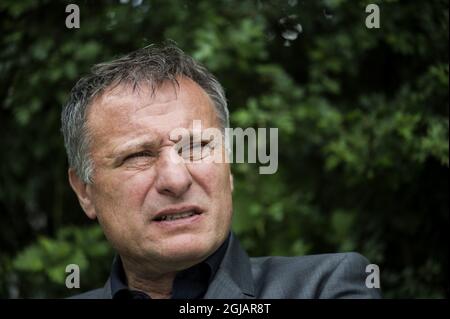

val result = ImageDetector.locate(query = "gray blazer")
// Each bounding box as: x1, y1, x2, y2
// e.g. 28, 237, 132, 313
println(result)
70, 233, 381, 299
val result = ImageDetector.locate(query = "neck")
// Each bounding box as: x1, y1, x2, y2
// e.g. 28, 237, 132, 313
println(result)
121, 257, 179, 299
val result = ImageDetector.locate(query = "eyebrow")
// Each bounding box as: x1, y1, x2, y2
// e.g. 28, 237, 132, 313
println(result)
106, 130, 217, 164
107, 137, 161, 162
169, 130, 217, 145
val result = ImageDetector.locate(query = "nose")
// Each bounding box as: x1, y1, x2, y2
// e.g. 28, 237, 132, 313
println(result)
154, 148, 192, 198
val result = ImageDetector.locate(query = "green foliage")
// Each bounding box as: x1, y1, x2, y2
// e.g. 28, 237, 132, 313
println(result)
11, 226, 112, 298
0, 0, 448, 298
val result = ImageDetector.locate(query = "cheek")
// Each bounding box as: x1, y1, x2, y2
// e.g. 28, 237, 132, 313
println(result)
93, 170, 155, 219
188, 162, 231, 195
92, 170, 156, 251
189, 163, 233, 228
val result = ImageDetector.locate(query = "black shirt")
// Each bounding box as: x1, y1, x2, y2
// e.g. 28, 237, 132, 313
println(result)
110, 234, 230, 299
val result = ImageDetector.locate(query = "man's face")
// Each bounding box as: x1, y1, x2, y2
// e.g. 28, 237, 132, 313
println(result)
76, 78, 233, 272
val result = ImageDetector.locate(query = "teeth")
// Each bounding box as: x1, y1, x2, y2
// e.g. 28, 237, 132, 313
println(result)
158, 211, 196, 221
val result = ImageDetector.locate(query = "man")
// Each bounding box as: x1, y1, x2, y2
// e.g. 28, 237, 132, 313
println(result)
62, 44, 381, 299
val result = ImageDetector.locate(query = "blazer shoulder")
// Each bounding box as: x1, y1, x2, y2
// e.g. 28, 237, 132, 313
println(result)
249, 252, 381, 299
250, 251, 364, 275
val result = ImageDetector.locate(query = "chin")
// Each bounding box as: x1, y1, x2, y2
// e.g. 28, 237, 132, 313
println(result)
154, 234, 219, 265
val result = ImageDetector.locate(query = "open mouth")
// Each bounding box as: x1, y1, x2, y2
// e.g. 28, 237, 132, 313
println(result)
153, 210, 200, 221
152, 207, 203, 222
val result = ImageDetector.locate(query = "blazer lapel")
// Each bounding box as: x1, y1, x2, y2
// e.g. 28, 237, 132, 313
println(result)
204, 233, 256, 299
101, 278, 113, 299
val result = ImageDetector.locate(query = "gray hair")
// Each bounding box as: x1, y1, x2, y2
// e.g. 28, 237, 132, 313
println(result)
61, 43, 229, 184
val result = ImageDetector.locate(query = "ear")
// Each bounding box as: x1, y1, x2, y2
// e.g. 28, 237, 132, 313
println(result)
229, 173, 234, 193
68, 168, 97, 220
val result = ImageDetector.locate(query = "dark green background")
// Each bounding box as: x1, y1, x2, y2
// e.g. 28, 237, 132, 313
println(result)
0, 0, 448, 298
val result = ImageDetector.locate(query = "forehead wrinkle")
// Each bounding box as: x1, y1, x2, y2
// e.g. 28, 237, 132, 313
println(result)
106, 78, 217, 127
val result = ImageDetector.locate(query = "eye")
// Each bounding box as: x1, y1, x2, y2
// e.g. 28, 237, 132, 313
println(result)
192, 141, 208, 150
123, 151, 154, 162
178, 141, 213, 160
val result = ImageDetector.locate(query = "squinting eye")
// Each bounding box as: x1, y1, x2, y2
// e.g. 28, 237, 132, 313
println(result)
124, 151, 154, 162
191, 142, 207, 150
187, 141, 209, 151
178, 141, 213, 160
